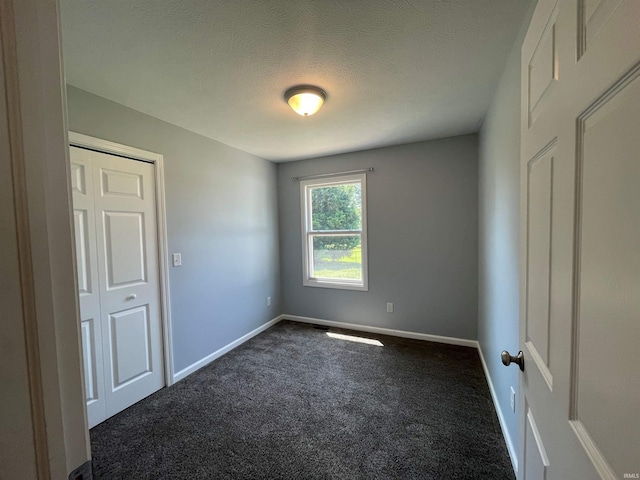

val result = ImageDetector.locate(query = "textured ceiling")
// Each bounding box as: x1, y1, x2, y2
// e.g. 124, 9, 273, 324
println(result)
60, 0, 530, 162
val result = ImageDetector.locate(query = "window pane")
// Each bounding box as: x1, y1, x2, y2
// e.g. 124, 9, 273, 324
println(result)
311, 183, 362, 231
312, 235, 362, 281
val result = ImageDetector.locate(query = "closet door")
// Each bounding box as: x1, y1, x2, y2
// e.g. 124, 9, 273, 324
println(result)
71, 146, 164, 427
71, 146, 107, 428
92, 150, 164, 419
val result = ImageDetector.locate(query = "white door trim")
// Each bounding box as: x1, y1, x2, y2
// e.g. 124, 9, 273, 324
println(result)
1, 5, 54, 476
1, 0, 91, 476
69, 132, 175, 386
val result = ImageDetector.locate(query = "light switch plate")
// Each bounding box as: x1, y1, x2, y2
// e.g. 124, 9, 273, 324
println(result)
386, 302, 394, 313
172, 253, 182, 267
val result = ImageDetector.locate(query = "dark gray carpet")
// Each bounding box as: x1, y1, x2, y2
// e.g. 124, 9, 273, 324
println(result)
90, 320, 514, 479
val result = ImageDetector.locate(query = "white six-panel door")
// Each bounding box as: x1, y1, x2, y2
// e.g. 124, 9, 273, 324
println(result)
71, 146, 164, 428
519, 1, 639, 479
70, 147, 107, 427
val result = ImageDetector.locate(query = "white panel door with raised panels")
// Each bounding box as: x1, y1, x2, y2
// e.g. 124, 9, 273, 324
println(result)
71, 146, 164, 427
70, 147, 107, 428
518, 1, 639, 479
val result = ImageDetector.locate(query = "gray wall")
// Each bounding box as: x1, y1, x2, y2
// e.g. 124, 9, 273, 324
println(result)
278, 136, 479, 339
66, 86, 281, 374
478, 6, 533, 462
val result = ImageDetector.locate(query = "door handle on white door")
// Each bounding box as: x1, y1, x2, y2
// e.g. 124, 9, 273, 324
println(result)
501, 350, 524, 371
126, 294, 137, 301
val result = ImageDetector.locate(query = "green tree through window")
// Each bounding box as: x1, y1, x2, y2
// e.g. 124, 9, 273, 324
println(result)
311, 183, 361, 251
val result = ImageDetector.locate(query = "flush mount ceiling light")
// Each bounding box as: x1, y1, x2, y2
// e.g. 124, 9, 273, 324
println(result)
284, 85, 327, 116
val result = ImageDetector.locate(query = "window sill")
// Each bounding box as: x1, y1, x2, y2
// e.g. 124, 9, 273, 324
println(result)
303, 279, 368, 292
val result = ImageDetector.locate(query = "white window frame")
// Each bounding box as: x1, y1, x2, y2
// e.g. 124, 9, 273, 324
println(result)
300, 173, 368, 291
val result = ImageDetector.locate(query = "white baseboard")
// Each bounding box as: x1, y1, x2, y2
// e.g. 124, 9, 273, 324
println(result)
172, 315, 284, 383
477, 344, 519, 474
282, 314, 478, 348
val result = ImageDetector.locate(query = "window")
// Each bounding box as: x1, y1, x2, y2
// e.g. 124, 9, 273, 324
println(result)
300, 173, 368, 291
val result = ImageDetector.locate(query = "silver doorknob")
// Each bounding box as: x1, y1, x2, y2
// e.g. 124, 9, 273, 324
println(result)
501, 350, 524, 371
126, 294, 137, 300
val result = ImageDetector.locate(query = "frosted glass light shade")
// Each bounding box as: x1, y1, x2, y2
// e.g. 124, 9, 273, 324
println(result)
284, 86, 326, 116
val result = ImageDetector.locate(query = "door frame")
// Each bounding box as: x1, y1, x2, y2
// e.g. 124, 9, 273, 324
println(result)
69, 131, 175, 386
1, 0, 91, 476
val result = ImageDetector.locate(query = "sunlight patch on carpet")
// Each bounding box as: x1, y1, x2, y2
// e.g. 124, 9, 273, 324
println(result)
326, 332, 383, 346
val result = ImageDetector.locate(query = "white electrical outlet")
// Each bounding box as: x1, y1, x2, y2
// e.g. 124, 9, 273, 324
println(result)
172, 253, 182, 267
510, 386, 516, 413
267, 296, 272, 306
386, 302, 394, 313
